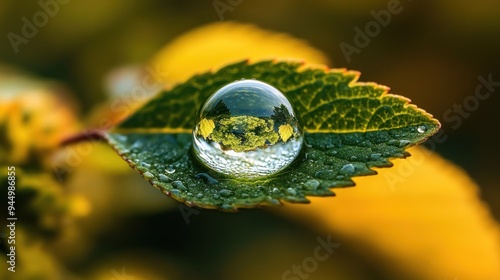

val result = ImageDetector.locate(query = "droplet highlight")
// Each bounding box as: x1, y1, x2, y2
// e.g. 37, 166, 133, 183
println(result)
339, 163, 355, 175
192, 80, 303, 178
417, 125, 427, 133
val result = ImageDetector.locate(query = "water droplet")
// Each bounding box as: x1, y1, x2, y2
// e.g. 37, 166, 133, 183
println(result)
170, 189, 181, 196
143, 171, 155, 180
286, 188, 297, 196
159, 174, 171, 182
241, 193, 249, 198
399, 140, 411, 147
140, 161, 151, 168
172, 181, 187, 191
219, 189, 232, 197
327, 150, 338, 156
114, 135, 128, 142
314, 170, 335, 179
370, 153, 382, 160
196, 193, 203, 198
130, 140, 143, 150
350, 156, 357, 161
195, 173, 219, 184
417, 125, 427, 133
272, 187, 280, 194
192, 80, 303, 178
339, 163, 355, 174
388, 140, 399, 146
267, 198, 281, 205
307, 152, 319, 160
304, 179, 320, 190
165, 165, 175, 174
221, 204, 234, 211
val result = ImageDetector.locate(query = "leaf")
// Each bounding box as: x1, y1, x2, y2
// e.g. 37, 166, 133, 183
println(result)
106, 60, 440, 211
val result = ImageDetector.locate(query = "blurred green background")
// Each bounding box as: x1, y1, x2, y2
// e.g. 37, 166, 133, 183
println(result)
1, 0, 499, 279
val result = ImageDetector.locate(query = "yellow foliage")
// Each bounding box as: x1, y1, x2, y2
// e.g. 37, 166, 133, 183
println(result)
149, 21, 330, 85
278, 124, 294, 142
0, 87, 80, 164
0, 229, 73, 280
199, 118, 215, 139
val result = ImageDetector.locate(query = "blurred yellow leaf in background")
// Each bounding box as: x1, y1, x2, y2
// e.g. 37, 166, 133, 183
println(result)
0, 69, 80, 165
149, 21, 330, 85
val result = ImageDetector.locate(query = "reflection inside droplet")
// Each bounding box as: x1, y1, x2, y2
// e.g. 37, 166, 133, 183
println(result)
192, 80, 303, 178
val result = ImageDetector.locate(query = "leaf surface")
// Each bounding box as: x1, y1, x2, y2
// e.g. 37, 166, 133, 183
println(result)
106, 60, 440, 211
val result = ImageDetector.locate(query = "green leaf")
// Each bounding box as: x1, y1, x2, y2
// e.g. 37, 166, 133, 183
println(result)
106, 60, 440, 211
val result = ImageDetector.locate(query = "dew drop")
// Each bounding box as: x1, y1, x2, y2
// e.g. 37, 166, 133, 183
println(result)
221, 204, 234, 211
266, 197, 281, 205
304, 179, 320, 190
339, 163, 355, 175
165, 165, 175, 174
219, 189, 232, 197
130, 140, 143, 149
399, 140, 411, 147
387, 139, 399, 146
417, 125, 427, 133
143, 171, 155, 180
172, 181, 187, 191
327, 150, 338, 156
170, 189, 181, 196
159, 174, 171, 182
370, 153, 382, 160
286, 188, 297, 196
192, 80, 303, 178
114, 135, 128, 142
195, 173, 219, 184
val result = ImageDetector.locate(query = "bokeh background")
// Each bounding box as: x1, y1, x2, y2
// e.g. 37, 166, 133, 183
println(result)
1, 0, 499, 279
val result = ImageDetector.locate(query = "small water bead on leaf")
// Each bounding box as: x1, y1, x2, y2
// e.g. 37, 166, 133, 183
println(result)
339, 164, 355, 175
143, 171, 155, 180
417, 125, 427, 133
192, 80, 304, 178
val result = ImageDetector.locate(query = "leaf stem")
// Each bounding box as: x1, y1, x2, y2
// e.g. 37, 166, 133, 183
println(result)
60, 129, 106, 146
